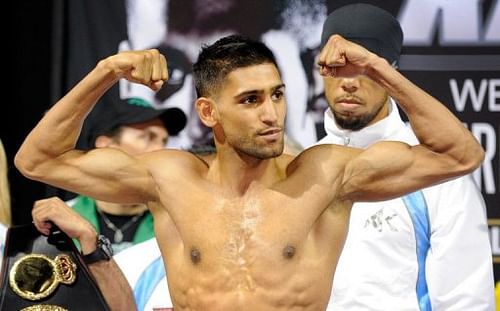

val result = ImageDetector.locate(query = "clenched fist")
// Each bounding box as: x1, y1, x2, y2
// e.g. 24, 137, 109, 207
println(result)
317, 34, 376, 78
100, 49, 168, 91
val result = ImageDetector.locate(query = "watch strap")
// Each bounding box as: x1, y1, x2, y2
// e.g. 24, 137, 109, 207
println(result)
82, 235, 113, 264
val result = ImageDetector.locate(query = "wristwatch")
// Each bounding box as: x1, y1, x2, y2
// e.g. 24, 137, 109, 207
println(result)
82, 235, 113, 264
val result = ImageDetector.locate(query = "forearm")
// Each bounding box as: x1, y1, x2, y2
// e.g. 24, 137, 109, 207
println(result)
79, 219, 136, 310
88, 260, 137, 311
15, 59, 119, 175
366, 57, 484, 170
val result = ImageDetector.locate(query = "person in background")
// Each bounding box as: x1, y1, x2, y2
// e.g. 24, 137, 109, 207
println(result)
32, 196, 136, 311
14, 32, 484, 309
312, 4, 494, 310
0, 139, 11, 268
68, 99, 186, 254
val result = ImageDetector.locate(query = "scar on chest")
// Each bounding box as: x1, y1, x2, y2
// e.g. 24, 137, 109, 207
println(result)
190, 247, 201, 264
282, 245, 296, 259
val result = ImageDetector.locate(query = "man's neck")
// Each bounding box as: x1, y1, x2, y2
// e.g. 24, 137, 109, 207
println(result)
209, 150, 285, 196
96, 201, 148, 216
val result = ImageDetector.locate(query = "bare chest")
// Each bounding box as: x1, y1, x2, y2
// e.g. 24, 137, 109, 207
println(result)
184, 193, 307, 261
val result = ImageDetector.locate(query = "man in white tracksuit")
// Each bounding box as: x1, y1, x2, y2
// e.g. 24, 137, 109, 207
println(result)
317, 4, 494, 311
320, 99, 494, 310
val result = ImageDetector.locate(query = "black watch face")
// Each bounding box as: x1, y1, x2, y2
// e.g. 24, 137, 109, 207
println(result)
98, 235, 113, 258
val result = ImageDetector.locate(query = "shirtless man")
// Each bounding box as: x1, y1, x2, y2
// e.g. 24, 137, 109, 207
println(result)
15, 34, 484, 310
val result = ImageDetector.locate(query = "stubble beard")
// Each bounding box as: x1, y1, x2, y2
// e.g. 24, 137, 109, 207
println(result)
234, 136, 284, 160
333, 100, 386, 131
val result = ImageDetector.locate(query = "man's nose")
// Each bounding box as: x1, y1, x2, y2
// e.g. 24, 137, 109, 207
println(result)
261, 98, 279, 124
340, 77, 360, 93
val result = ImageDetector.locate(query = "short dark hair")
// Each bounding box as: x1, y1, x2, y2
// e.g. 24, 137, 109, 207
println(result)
193, 34, 279, 98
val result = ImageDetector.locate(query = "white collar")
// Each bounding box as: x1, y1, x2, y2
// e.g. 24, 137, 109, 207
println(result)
322, 99, 412, 148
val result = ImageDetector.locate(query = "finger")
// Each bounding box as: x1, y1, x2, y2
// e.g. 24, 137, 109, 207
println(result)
150, 50, 166, 91
325, 47, 345, 68
32, 199, 48, 220
32, 204, 52, 227
318, 43, 339, 77
317, 34, 338, 66
319, 65, 336, 77
319, 35, 348, 68
32, 218, 52, 235
151, 80, 164, 91
150, 49, 164, 82
31, 197, 63, 231
317, 46, 328, 68
130, 52, 152, 85
160, 53, 168, 81
143, 51, 153, 85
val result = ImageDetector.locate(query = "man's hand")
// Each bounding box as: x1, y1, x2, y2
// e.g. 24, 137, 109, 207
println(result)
317, 34, 376, 78
101, 49, 168, 91
32, 197, 138, 311
32, 197, 97, 255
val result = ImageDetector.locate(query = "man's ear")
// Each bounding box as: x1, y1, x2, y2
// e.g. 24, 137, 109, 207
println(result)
196, 97, 218, 128
94, 135, 114, 148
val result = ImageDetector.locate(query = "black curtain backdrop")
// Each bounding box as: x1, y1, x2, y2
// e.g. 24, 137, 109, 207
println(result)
7, 1, 53, 224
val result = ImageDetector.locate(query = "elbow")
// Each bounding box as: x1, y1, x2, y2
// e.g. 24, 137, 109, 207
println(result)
473, 147, 486, 170
461, 144, 485, 175
14, 151, 42, 180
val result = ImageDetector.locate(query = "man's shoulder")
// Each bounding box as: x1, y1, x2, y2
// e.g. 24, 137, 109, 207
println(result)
283, 144, 353, 180
147, 149, 212, 172
297, 143, 354, 162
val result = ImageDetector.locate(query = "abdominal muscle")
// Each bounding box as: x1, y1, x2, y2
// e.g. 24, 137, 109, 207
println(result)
165, 239, 335, 311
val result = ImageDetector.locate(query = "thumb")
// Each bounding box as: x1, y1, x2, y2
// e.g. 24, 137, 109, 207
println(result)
151, 80, 164, 91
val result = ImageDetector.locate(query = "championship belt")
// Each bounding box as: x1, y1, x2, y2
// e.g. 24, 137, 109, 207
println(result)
0, 223, 110, 311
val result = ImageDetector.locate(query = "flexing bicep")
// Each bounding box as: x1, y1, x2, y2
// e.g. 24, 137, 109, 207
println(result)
339, 141, 468, 202
28, 147, 157, 204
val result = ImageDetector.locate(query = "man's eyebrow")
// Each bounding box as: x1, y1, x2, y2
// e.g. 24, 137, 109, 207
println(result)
273, 83, 286, 91
234, 84, 286, 98
234, 89, 263, 98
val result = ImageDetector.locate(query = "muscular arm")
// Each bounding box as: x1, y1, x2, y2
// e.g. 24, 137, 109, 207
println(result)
15, 49, 167, 204
32, 197, 137, 311
318, 35, 485, 201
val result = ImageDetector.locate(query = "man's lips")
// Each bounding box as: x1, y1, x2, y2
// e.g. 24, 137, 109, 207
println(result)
336, 98, 363, 110
258, 128, 282, 140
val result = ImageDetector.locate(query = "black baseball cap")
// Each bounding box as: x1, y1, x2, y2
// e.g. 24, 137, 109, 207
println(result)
78, 97, 187, 150
320, 3, 403, 66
